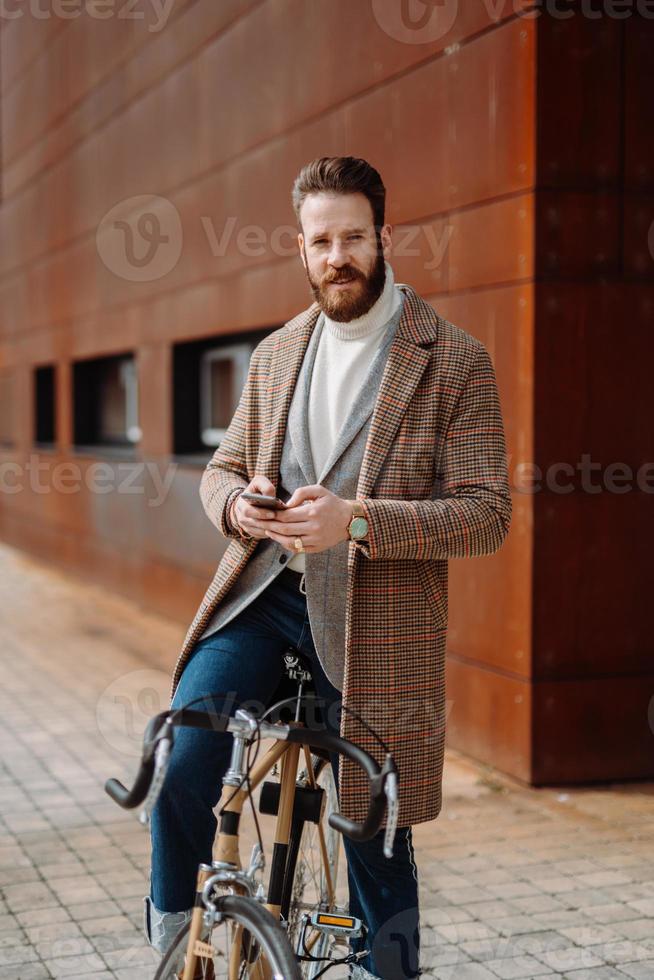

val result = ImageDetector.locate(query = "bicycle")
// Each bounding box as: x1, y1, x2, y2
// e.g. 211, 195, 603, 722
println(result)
105, 651, 399, 979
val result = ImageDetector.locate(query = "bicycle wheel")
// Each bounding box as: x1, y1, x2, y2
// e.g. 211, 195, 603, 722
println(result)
282, 754, 342, 975
154, 894, 300, 980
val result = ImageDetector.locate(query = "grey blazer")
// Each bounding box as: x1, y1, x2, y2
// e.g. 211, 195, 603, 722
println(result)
197, 295, 405, 690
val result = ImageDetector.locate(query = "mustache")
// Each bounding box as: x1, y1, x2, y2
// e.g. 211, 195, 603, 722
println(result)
323, 268, 364, 284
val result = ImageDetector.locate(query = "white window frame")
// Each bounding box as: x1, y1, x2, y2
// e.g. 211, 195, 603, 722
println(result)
200, 343, 251, 447
119, 358, 142, 444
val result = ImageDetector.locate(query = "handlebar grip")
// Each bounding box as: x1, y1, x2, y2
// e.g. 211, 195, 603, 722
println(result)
328, 790, 386, 842
285, 727, 392, 843
104, 762, 154, 809
104, 712, 172, 810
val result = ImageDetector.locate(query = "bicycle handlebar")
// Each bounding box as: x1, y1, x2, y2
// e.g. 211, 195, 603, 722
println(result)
104, 713, 172, 810
284, 727, 392, 843
104, 708, 398, 845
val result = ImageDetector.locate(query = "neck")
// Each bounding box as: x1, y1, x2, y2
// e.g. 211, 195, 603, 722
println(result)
324, 262, 399, 340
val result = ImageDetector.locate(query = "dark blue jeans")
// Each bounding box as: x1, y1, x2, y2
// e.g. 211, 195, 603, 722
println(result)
149, 566, 420, 979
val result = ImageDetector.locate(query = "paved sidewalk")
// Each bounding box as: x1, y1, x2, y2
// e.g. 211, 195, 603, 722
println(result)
0, 541, 652, 979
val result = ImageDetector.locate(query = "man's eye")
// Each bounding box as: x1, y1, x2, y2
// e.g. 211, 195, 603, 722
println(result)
348, 235, 362, 240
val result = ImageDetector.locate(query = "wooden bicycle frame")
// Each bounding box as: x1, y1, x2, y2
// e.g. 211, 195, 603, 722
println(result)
181, 730, 335, 980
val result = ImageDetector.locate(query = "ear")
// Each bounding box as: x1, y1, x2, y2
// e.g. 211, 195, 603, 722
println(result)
298, 232, 306, 267
380, 223, 393, 259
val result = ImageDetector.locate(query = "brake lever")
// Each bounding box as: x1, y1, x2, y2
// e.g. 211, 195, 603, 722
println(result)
138, 721, 173, 825
382, 761, 399, 859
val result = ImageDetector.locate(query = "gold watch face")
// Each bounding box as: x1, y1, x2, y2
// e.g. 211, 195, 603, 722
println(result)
349, 516, 369, 540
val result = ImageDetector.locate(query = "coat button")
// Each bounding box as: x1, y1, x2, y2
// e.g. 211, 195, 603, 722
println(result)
279, 554, 287, 564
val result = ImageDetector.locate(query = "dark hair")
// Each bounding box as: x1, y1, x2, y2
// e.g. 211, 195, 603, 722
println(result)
291, 156, 386, 230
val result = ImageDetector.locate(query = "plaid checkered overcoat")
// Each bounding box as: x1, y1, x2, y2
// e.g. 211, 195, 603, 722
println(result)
170, 283, 512, 827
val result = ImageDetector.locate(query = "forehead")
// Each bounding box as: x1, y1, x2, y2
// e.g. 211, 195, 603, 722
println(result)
300, 192, 374, 237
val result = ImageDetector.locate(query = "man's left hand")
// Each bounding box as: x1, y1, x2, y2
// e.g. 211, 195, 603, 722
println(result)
264, 485, 352, 554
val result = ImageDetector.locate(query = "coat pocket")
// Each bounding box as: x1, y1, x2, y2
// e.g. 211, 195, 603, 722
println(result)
417, 562, 448, 627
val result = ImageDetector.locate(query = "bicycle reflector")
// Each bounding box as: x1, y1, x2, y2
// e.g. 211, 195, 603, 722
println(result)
310, 911, 363, 937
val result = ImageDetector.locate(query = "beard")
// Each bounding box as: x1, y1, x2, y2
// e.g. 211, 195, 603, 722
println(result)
302, 244, 386, 323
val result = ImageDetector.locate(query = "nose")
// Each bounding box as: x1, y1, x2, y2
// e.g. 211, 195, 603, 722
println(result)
327, 240, 350, 268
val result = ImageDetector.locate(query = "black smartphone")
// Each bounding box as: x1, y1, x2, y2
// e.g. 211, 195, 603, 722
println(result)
240, 492, 287, 510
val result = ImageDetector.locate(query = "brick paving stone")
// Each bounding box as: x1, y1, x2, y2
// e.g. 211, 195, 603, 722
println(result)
590, 904, 648, 924
24, 920, 87, 958
628, 898, 654, 917
1, 543, 653, 979
484, 954, 553, 978
480, 915, 550, 937
561, 969, 630, 979
16, 907, 72, 930
557, 923, 624, 946
485, 882, 543, 900
594, 939, 653, 965
3, 881, 59, 913
506, 930, 571, 958
92, 932, 143, 956
8, 964, 52, 979
420, 931, 470, 969
0, 942, 40, 966
422, 905, 474, 926
458, 900, 519, 920
459, 937, 510, 961
534, 944, 606, 972
433, 921, 501, 943
614, 918, 654, 941
0, 925, 24, 947
509, 895, 568, 915
79, 915, 135, 937
619, 963, 654, 979
66, 974, 115, 980
431, 962, 500, 979
439, 885, 498, 905
43, 951, 108, 976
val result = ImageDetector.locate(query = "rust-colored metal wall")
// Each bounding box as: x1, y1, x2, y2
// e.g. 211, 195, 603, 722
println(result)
529, 14, 654, 783
0, 3, 649, 785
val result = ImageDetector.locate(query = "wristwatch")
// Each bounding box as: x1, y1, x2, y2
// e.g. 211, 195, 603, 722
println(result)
347, 500, 369, 541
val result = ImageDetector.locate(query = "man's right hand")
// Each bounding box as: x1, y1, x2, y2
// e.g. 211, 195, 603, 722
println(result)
231, 475, 280, 540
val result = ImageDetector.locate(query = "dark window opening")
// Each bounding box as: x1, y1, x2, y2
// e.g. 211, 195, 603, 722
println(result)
34, 364, 56, 445
73, 353, 140, 449
173, 329, 272, 458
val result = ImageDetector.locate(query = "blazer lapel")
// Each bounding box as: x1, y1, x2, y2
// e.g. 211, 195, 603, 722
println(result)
259, 283, 439, 495
260, 303, 321, 485
317, 298, 404, 485
356, 285, 436, 497
287, 313, 325, 485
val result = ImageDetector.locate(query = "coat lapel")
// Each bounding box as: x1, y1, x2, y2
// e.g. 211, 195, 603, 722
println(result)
316, 297, 404, 484
287, 313, 325, 485
356, 285, 438, 497
260, 283, 439, 496
260, 302, 321, 485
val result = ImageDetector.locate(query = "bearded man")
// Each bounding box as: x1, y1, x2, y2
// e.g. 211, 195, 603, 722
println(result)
144, 156, 512, 980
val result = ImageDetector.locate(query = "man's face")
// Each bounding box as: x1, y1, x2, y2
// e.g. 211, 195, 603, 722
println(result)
298, 192, 392, 322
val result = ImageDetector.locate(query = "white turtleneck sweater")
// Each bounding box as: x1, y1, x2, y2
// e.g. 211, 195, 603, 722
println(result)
287, 261, 403, 572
